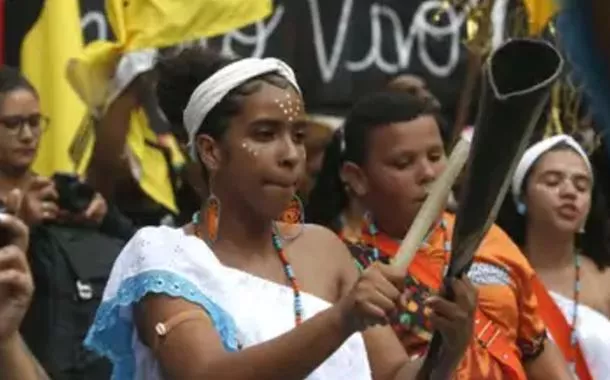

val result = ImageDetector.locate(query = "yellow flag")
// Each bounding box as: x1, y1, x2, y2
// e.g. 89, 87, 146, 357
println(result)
67, 0, 272, 214
524, 0, 558, 35
21, 0, 86, 176
127, 109, 178, 213
68, 0, 273, 112
109, 0, 273, 53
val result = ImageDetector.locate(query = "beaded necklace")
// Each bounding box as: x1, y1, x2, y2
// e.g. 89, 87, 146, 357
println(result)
568, 253, 581, 374
367, 217, 451, 278
367, 217, 451, 337
192, 212, 303, 326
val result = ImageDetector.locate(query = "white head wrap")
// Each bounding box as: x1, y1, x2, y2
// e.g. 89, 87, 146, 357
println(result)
183, 57, 301, 160
109, 49, 158, 108
511, 134, 593, 204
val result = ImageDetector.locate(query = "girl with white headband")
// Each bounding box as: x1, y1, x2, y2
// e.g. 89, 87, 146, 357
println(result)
83, 48, 472, 379
501, 134, 610, 379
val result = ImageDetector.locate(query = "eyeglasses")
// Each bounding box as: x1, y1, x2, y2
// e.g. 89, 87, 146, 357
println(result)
0, 114, 49, 136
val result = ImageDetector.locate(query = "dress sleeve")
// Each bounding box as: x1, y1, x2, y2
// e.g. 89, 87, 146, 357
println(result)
84, 227, 239, 380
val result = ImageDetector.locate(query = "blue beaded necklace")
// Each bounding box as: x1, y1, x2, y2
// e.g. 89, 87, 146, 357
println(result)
192, 211, 303, 326
568, 253, 581, 374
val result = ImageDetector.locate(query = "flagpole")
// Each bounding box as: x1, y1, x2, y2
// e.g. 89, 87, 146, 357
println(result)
449, 0, 496, 148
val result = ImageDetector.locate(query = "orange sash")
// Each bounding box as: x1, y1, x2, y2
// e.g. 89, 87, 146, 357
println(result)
531, 276, 593, 380
359, 231, 525, 379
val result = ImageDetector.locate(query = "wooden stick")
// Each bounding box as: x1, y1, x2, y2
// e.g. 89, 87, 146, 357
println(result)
392, 138, 471, 271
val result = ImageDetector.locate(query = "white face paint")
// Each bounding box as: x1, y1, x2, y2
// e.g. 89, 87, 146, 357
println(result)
241, 141, 259, 157
274, 91, 302, 122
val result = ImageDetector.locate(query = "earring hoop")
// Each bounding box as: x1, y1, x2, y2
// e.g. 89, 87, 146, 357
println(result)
203, 174, 221, 243
276, 194, 305, 241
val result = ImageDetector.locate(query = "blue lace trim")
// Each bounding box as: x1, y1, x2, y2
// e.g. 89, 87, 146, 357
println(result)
84, 269, 238, 380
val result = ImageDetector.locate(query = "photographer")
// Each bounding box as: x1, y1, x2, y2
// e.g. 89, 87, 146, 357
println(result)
15, 176, 107, 229
0, 191, 49, 380
0, 65, 129, 379
0, 65, 135, 238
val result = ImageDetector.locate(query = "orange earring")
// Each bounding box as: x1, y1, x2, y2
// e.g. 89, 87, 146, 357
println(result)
204, 193, 221, 243
278, 194, 304, 225
276, 194, 305, 241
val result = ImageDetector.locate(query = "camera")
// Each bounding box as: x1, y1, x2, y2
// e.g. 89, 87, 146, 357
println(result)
52, 173, 95, 213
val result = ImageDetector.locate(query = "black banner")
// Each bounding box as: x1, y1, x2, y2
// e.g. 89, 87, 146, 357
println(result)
60, 0, 471, 116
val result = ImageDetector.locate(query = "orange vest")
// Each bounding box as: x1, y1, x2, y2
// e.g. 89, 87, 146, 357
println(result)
347, 213, 547, 379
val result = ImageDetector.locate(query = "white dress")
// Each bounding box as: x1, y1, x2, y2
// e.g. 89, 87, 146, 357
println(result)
549, 291, 610, 380
85, 226, 372, 380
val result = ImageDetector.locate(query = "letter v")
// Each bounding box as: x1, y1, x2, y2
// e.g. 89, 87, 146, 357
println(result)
308, 0, 354, 83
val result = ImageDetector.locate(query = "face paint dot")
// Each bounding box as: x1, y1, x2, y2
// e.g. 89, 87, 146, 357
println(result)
241, 142, 247, 148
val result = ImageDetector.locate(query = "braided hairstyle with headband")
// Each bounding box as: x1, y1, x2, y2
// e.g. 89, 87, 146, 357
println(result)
156, 47, 293, 171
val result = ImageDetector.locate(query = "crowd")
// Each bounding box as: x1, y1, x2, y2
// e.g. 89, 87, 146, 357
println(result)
1, 4, 610, 380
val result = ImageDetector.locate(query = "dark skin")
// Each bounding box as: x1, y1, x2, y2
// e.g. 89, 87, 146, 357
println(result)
341, 116, 573, 379
135, 81, 475, 379
86, 80, 139, 200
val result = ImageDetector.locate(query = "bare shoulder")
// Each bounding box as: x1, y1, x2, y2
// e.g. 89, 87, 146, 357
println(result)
598, 265, 610, 306
302, 223, 354, 263
602, 265, 610, 283
579, 255, 609, 283
283, 223, 359, 300
301, 223, 345, 244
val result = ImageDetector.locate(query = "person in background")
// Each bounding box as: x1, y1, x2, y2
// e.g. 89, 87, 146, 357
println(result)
0, 65, 129, 379
386, 74, 441, 111
0, 65, 119, 231
307, 90, 573, 379
85, 50, 186, 228
498, 134, 610, 379
0, 190, 49, 380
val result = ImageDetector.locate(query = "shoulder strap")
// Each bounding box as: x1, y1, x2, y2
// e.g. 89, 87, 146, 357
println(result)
473, 308, 526, 380
531, 276, 593, 380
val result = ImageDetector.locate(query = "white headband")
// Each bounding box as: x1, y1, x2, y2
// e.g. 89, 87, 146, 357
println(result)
511, 134, 592, 204
183, 57, 301, 160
